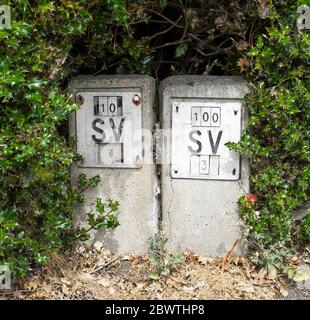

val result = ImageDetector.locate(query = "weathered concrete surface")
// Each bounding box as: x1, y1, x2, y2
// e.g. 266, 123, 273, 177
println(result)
69, 75, 158, 255
160, 76, 250, 257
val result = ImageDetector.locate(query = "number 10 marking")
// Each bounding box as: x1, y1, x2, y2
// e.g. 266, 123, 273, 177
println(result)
95, 96, 123, 116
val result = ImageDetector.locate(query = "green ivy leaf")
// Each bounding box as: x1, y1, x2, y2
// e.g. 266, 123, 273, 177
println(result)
175, 42, 188, 58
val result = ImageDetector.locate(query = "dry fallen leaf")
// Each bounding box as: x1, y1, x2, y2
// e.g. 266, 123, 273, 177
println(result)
97, 278, 110, 288
78, 272, 95, 282
267, 266, 278, 280
122, 255, 131, 261
26, 278, 41, 290
258, 0, 270, 19
135, 282, 146, 290
60, 278, 71, 286
107, 287, 116, 295
33, 290, 50, 299
61, 284, 70, 296
279, 287, 288, 297
93, 241, 103, 252
182, 285, 195, 293
95, 257, 107, 267
198, 256, 213, 265
237, 57, 249, 72
236, 282, 255, 293
245, 267, 252, 280
290, 256, 300, 267
193, 282, 207, 290
236, 41, 249, 51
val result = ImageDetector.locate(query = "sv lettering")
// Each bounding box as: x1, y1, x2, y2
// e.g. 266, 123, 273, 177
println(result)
109, 118, 125, 142
91, 117, 125, 143
188, 130, 223, 155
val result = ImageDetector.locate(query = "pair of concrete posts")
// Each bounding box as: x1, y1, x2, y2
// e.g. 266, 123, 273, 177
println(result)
69, 75, 250, 256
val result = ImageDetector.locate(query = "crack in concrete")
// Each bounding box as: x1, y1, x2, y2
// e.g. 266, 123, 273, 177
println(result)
167, 176, 175, 236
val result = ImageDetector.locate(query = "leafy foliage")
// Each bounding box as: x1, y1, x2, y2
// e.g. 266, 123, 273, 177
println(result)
227, 1, 310, 268
75, 198, 120, 242
0, 1, 121, 276
67, 0, 270, 78
148, 234, 183, 280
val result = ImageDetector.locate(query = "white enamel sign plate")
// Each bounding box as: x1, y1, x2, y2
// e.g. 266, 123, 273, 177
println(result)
171, 99, 242, 180
75, 89, 143, 168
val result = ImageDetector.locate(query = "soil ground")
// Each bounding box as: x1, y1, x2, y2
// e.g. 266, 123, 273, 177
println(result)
2, 243, 309, 300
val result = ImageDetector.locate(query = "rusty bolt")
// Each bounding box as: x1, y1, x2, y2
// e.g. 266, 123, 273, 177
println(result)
76, 95, 84, 105
132, 95, 141, 106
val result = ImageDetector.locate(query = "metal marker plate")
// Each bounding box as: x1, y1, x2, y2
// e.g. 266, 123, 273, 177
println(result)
75, 89, 143, 168
171, 100, 242, 180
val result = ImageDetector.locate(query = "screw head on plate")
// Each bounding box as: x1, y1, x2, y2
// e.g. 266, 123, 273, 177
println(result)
132, 95, 141, 106
76, 95, 84, 105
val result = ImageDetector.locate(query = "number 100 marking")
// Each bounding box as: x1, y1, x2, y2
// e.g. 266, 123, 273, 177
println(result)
191, 107, 221, 127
